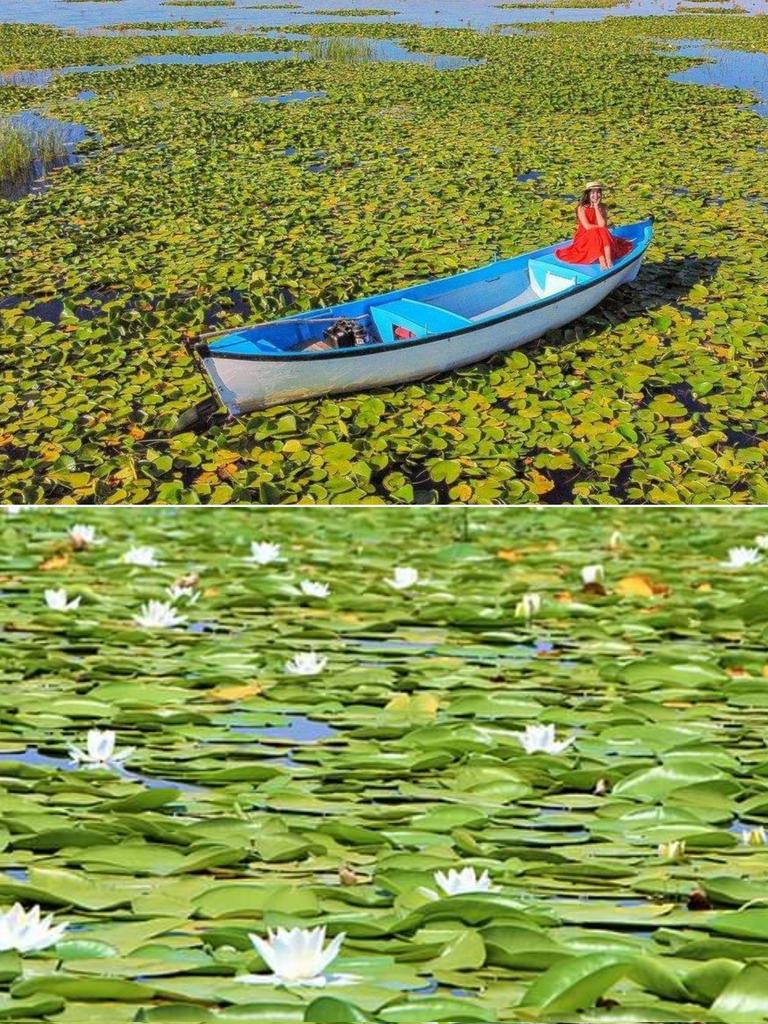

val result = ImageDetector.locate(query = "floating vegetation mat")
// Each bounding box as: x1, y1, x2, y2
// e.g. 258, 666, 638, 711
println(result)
0, 14, 766, 504
2, 506, 768, 1021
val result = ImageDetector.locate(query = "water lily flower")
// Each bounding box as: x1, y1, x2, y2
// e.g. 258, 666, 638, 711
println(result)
756, 536, 768, 551
720, 547, 762, 570
122, 546, 160, 567
248, 542, 281, 565
68, 728, 134, 770
285, 651, 327, 675
515, 592, 541, 619
608, 530, 623, 550
657, 840, 686, 860
742, 826, 767, 846
581, 564, 604, 585
133, 600, 186, 629
0, 904, 67, 953
385, 567, 420, 590
421, 866, 498, 901
4, 506, 22, 516
516, 723, 575, 755
166, 584, 200, 605
44, 588, 81, 612
69, 524, 96, 550
240, 926, 350, 987
300, 580, 330, 599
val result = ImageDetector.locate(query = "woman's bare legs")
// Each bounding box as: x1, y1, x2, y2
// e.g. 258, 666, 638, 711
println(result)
603, 243, 614, 269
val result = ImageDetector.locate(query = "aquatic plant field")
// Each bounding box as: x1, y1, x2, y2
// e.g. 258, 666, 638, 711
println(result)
3, 507, 768, 1021
0, 9, 766, 504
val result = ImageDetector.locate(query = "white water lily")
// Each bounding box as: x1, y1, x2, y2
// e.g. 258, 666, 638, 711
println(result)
420, 866, 498, 901
515, 592, 541, 619
756, 536, 768, 551
133, 600, 186, 629
742, 826, 767, 846
517, 723, 575, 755
240, 926, 351, 987
68, 728, 134, 770
385, 567, 420, 591
69, 523, 97, 549
608, 530, 623, 551
300, 580, 330, 599
122, 546, 160, 567
248, 542, 282, 565
166, 584, 200, 604
44, 588, 81, 612
720, 547, 762, 570
0, 904, 67, 953
285, 651, 327, 676
657, 840, 686, 860
5, 505, 22, 516
581, 564, 605, 585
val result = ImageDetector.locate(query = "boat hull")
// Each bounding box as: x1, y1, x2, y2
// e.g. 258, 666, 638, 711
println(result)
201, 231, 648, 415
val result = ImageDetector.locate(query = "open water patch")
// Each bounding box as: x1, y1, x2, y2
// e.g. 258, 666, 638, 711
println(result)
231, 714, 337, 742
665, 39, 768, 117
0, 746, 204, 792
0, 36, 481, 92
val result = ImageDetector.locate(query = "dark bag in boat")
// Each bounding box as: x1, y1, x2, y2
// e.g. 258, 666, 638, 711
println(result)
323, 318, 366, 349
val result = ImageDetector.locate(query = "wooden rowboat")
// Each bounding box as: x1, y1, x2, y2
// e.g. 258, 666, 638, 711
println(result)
188, 218, 653, 417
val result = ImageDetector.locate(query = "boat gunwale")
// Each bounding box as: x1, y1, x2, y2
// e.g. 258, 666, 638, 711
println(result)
205, 219, 653, 363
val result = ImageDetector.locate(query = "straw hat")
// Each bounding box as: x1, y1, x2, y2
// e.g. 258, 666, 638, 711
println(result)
584, 181, 606, 191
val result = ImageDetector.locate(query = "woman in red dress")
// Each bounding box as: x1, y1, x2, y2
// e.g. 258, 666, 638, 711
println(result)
555, 182, 633, 270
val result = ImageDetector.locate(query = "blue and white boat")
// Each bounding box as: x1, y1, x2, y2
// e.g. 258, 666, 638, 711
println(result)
192, 218, 653, 415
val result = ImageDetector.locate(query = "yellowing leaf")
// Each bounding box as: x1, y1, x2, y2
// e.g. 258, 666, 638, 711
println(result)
39, 554, 70, 571
496, 549, 520, 562
616, 574, 670, 598
530, 469, 555, 496
385, 693, 438, 719
207, 682, 262, 702
616, 574, 655, 598
413, 693, 439, 716
386, 694, 411, 713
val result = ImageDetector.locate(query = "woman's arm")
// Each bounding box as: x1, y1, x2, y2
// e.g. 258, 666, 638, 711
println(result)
594, 203, 608, 228
577, 205, 593, 230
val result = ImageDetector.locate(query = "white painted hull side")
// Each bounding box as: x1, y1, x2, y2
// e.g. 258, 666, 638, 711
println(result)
203, 252, 644, 414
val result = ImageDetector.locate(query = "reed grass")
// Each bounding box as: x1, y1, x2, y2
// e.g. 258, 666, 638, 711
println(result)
305, 36, 376, 62
0, 120, 70, 187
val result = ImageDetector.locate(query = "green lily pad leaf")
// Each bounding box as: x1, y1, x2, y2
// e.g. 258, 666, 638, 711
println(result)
0, 994, 66, 1020
710, 963, 768, 1024
520, 953, 632, 1012
11, 976, 156, 1001
304, 997, 375, 1022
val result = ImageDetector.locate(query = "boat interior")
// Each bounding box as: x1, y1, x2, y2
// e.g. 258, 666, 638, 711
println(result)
209, 221, 649, 358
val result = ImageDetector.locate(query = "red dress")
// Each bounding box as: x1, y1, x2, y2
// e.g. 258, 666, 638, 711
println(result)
555, 206, 633, 265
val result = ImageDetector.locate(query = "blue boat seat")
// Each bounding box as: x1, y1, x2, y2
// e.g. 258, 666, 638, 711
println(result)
212, 333, 284, 356
370, 298, 472, 343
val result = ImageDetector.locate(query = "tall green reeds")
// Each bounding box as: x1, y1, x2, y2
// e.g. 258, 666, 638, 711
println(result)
0, 119, 70, 190
305, 36, 376, 63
